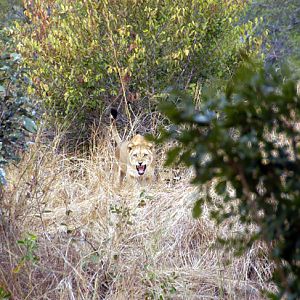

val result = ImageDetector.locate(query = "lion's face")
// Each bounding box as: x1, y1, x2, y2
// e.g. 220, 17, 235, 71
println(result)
128, 135, 154, 176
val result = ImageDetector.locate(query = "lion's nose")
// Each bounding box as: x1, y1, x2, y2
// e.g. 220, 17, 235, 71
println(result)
138, 162, 143, 165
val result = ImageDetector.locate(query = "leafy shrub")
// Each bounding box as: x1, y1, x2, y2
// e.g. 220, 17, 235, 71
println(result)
158, 63, 300, 298
246, 0, 300, 65
0, 0, 22, 24
14, 0, 261, 125
14, 233, 39, 273
0, 35, 37, 186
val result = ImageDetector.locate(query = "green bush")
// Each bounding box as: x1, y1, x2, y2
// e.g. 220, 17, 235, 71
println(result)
0, 33, 37, 186
0, 0, 22, 24
14, 0, 261, 125
246, 0, 300, 65
158, 63, 300, 299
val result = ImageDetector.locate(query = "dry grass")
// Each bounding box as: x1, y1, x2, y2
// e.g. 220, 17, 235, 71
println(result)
0, 130, 274, 300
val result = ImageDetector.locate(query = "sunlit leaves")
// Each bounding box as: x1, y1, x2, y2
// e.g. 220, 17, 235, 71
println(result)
14, 0, 260, 126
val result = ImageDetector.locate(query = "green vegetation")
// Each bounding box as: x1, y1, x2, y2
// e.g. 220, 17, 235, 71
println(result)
0, 0, 299, 298
0, 287, 10, 300
0, 50, 37, 185
158, 62, 300, 299
0, 0, 21, 23
13, 233, 39, 273
248, 0, 300, 66
14, 0, 260, 125
0, 4, 36, 186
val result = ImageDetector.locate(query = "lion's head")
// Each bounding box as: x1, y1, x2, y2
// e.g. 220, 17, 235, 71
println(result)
127, 134, 154, 176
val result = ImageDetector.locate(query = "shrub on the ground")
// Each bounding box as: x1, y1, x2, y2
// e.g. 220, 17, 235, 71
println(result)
158, 62, 300, 299
246, 0, 300, 65
0, 32, 37, 186
14, 0, 261, 125
0, 0, 22, 23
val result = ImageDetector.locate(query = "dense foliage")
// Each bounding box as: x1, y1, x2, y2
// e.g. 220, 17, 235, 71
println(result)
14, 0, 260, 125
0, 0, 22, 23
247, 0, 300, 65
158, 63, 300, 299
0, 34, 37, 186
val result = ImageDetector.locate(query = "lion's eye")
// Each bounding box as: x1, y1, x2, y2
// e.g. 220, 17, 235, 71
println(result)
143, 153, 148, 157
133, 153, 138, 157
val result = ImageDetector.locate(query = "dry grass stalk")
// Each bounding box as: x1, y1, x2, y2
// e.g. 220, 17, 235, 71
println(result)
0, 130, 274, 299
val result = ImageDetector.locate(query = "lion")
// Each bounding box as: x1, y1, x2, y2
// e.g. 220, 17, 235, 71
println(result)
110, 109, 155, 185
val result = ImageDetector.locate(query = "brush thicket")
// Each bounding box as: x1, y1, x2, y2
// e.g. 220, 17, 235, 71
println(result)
0, 127, 274, 299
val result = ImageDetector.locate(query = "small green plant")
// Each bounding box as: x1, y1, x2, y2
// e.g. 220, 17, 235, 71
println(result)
157, 62, 300, 299
110, 204, 134, 226
138, 189, 155, 207
143, 267, 177, 300
0, 287, 11, 300
14, 233, 39, 273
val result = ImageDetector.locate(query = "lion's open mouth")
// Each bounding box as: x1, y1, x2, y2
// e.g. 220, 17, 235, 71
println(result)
136, 164, 146, 175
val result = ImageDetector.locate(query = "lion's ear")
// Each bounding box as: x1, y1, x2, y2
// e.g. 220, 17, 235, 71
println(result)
128, 142, 133, 151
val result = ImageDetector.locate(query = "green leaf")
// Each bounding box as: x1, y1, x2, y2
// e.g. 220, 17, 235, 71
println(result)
0, 66, 10, 71
215, 180, 227, 195
192, 199, 203, 218
139, 190, 146, 198
0, 287, 11, 300
10, 53, 21, 61
193, 113, 210, 125
23, 117, 37, 133
165, 147, 181, 166
0, 85, 5, 93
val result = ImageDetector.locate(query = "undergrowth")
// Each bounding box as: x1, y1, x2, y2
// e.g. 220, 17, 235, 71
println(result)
0, 129, 275, 299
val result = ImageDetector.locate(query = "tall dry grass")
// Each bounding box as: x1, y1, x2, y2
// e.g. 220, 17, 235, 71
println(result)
0, 129, 274, 299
